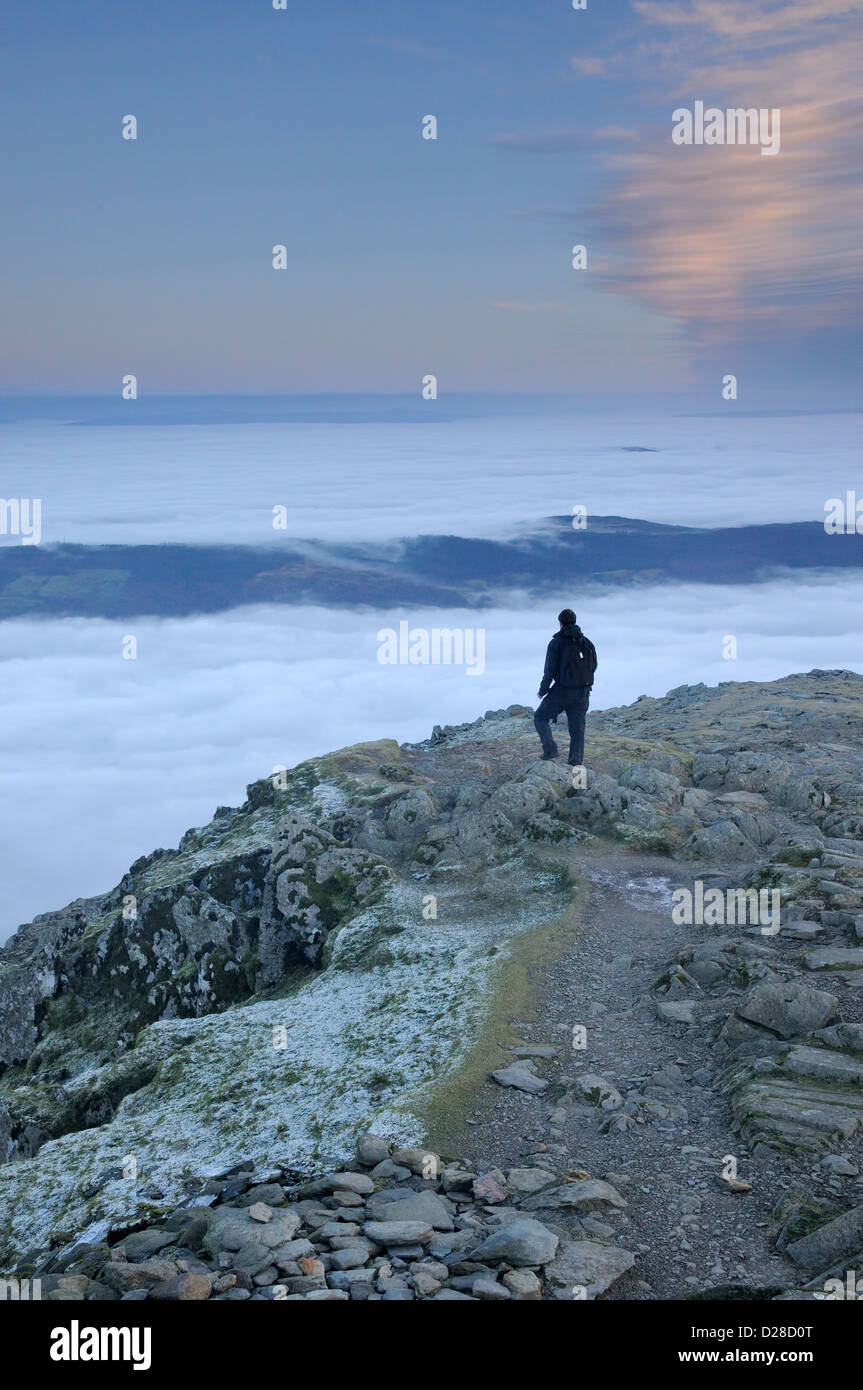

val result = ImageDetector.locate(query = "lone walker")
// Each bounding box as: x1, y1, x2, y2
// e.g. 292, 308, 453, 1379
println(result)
534, 609, 597, 766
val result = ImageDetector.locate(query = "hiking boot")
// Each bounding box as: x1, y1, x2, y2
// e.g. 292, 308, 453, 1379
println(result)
541, 746, 560, 760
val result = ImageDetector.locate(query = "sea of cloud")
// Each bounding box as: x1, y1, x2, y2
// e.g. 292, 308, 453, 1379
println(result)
2, 571, 862, 941
2, 407, 859, 545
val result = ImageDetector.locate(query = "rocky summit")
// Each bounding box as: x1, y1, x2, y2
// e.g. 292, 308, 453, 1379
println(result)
2, 669, 863, 1301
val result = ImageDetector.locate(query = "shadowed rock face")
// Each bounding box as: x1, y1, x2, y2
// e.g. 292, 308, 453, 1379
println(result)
1, 668, 862, 1272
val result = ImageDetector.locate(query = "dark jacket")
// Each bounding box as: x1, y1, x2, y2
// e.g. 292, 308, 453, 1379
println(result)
538, 622, 597, 697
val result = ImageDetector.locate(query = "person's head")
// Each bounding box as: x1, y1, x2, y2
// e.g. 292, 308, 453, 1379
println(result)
558, 608, 577, 627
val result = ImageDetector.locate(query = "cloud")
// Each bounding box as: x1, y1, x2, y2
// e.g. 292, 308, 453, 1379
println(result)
633, 0, 862, 39
3, 578, 862, 940
570, 55, 607, 76
589, 0, 863, 343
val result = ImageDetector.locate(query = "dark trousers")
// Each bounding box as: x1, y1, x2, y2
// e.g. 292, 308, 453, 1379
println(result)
535, 686, 590, 764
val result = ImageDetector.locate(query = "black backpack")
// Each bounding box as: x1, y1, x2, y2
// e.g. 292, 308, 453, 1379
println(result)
560, 631, 597, 686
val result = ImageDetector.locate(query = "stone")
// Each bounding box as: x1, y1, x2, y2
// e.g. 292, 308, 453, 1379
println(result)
805, 947, 863, 972
356, 1133, 390, 1167
102, 1259, 176, 1293
248, 1202, 274, 1224
502, 1268, 542, 1300
115, 1229, 175, 1262
472, 1170, 507, 1204
472, 1276, 511, 1300
412, 1269, 443, 1297
236, 1183, 286, 1208
232, 1242, 273, 1275
149, 1272, 213, 1301
391, 1147, 441, 1177
573, 1073, 623, 1109
737, 981, 838, 1038
471, 1218, 558, 1267
372, 1190, 454, 1231
296, 1171, 375, 1198
363, 1221, 434, 1246
329, 1247, 368, 1270
491, 1062, 548, 1094
538, 1179, 628, 1213
657, 1000, 697, 1025
370, 1159, 411, 1181
272, 1238, 317, 1265
545, 1239, 636, 1299
786, 1203, 863, 1272
505, 1168, 558, 1195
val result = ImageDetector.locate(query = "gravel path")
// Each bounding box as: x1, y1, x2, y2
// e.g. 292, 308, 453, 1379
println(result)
450, 842, 808, 1299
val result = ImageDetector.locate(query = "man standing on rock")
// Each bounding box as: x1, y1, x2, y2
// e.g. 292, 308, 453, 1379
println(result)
534, 609, 597, 766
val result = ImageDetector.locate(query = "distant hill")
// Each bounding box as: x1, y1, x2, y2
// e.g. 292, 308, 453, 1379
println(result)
1, 516, 860, 620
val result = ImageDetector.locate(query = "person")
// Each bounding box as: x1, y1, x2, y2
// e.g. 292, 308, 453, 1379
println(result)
534, 609, 597, 765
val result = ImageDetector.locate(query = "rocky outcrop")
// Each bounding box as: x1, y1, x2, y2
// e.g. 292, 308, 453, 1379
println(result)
2, 669, 863, 1292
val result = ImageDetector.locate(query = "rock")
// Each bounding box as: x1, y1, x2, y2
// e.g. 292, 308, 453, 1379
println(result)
472, 1170, 507, 1204
737, 981, 838, 1038
150, 1271, 213, 1301
204, 1205, 302, 1258
278, 1274, 327, 1295
297, 1171, 375, 1197
540, 1179, 628, 1213
356, 1133, 390, 1167
786, 1203, 863, 1272
440, 1165, 477, 1193
370, 1159, 411, 1181
471, 1218, 559, 1267
502, 1268, 542, 1300
573, 1073, 623, 1109
232, 1242, 273, 1275
236, 1183, 285, 1208
391, 1147, 441, 1177
102, 1259, 177, 1293
372, 1190, 454, 1232
545, 1239, 636, 1299
248, 1202, 274, 1224
491, 1062, 548, 1094
472, 1277, 511, 1300
116, 1229, 175, 1261
433, 1289, 477, 1300
657, 1000, 697, 1025
273, 1238, 316, 1266
821, 1155, 859, 1176
412, 1269, 443, 1298
363, 1221, 434, 1246
805, 947, 863, 972
505, 1168, 558, 1195
685, 820, 758, 862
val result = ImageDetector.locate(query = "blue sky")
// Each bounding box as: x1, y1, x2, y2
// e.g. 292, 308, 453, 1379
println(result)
1, 0, 861, 400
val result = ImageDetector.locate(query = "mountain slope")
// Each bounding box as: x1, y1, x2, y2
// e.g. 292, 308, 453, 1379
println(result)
1, 670, 863, 1298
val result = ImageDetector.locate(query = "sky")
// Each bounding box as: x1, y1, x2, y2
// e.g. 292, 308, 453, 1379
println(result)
2, 0, 861, 402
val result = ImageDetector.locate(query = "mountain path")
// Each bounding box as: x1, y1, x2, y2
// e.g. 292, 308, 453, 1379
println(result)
448, 843, 805, 1299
